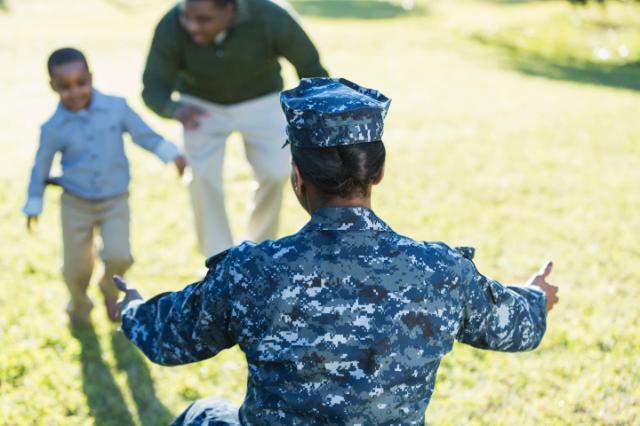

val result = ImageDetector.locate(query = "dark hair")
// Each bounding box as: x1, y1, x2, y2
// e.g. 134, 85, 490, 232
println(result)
47, 48, 88, 76
186, 0, 235, 7
292, 142, 386, 198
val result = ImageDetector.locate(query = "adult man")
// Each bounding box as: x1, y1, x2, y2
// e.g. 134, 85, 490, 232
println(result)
117, 78, 558, 425
142, 0, 328, 256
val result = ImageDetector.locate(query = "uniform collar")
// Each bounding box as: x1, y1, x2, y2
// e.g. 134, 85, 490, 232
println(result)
54, 89, 108, 124
302, 207, 393, 233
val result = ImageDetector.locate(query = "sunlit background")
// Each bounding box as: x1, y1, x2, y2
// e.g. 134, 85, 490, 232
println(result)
1, 0, 639, 424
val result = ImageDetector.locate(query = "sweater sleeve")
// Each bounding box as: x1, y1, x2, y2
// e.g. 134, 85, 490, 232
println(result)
272, 5, 329, 78
142, 7, 183, 119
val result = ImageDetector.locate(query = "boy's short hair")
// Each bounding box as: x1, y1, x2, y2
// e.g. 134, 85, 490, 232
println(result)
47, 48, 89, 76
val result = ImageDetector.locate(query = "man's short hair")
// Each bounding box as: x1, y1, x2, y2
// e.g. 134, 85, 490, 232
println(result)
47, 48, 89, 76
186, 0, 236, 7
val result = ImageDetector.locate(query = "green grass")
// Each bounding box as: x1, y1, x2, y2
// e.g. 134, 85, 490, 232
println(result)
288, 0, 426, 19
1, 0, 639, 424
471, 1, 640, 91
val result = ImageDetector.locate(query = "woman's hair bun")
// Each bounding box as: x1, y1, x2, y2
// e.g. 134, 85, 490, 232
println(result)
292, 142, 385, 198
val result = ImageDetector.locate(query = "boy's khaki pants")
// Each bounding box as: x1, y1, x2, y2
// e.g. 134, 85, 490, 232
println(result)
61, 192, 133, 318
181, 92, 290, 257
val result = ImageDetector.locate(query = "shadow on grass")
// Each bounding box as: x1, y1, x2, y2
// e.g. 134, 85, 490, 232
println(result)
513, 55, 640, 92
481, 0, 545, 4
289, 0, 425, 19
111, 331, 175, 426
72, 326, 136, 426
473, 36, 640, 92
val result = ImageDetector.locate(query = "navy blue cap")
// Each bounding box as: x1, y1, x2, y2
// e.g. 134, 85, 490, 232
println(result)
280, 77, 391, 148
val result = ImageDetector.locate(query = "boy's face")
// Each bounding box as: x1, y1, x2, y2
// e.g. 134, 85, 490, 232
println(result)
49, 61, 92, 112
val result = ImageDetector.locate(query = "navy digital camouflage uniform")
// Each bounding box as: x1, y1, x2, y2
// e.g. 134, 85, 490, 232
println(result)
121, 78, 547, 425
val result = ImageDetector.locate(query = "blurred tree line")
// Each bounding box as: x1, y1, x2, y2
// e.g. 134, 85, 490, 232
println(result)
569, 0, 639, 4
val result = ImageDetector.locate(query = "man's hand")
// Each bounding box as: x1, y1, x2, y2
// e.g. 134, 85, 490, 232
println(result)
527, 261, 559, 313
113, 275, 144, 320
174, 103, 208, 130
26, 215, 38, 233
174, 155, 187, 176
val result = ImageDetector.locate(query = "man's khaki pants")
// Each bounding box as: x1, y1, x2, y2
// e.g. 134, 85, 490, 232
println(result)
61, 192, 133, 318
181, 92, 290, 257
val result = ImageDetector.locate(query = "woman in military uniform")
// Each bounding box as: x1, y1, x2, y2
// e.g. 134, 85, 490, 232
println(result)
115, 77, 558, 425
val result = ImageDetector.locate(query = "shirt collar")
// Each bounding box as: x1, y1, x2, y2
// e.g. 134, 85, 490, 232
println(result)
301, 207, 393, 233
54, 89, 107, 123
87, 89, 109, 112
214, 31, 227, 44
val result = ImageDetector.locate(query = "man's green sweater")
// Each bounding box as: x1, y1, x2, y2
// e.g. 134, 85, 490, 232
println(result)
142, 0, 328, 118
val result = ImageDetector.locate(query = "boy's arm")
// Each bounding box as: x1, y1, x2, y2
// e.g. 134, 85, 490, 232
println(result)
120, 251, 234, 366
23, 128, 58, 217
455, 257, 552, 352
121, 100, 181, 164
273, 5, 329, 78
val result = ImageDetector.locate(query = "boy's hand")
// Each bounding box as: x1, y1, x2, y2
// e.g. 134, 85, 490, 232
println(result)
174, 155, 187, 177
527, 261, 559, 313
113, 275, 144, 320
174, 104, 208, 131
26, 216, 38, 233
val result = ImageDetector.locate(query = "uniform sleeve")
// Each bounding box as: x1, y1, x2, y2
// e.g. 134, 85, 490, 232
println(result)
120, 253, 234, 366
273, 6, 329, 78
23, 127, 59, 216
142, 9, 182, 119
456, 257, 547, 352
122, 101, 180, 163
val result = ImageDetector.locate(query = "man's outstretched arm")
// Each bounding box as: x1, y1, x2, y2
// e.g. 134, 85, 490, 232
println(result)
456, 259, 558, 352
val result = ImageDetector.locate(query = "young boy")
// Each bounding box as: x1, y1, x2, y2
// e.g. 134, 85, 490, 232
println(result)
23, 47, 187, 327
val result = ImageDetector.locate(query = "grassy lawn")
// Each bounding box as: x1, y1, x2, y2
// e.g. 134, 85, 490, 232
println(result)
1, 0, 639, 424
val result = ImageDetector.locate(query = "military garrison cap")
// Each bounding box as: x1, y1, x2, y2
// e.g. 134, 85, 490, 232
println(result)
280, 77, 391, 148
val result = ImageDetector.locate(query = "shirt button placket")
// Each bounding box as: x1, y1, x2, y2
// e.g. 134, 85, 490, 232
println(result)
84, 117, 100, 196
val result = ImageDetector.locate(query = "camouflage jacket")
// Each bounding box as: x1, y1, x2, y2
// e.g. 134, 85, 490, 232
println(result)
122, 207, 547, 425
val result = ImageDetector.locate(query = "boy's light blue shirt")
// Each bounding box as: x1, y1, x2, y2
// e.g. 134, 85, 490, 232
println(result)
23, 89, 180, 216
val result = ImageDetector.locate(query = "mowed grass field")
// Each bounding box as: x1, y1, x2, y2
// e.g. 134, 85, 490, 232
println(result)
1, 0, 639, 424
